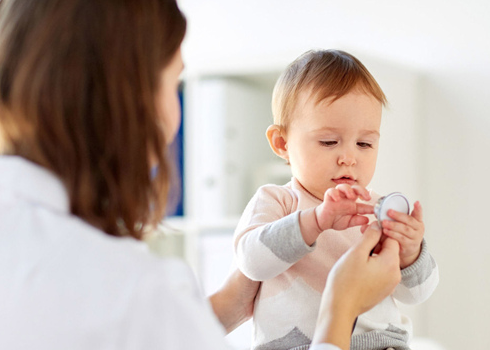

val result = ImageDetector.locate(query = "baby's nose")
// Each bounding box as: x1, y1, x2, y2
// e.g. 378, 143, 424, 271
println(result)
337, 150, 356, 166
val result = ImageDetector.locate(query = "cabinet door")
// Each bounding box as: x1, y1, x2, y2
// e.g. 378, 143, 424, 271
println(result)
185, 77, 277, 223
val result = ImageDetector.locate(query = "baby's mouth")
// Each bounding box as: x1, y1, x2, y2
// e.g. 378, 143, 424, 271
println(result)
332, 176, 356, 185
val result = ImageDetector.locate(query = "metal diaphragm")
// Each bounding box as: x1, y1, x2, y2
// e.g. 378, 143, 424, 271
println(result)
374, 192, 410, 225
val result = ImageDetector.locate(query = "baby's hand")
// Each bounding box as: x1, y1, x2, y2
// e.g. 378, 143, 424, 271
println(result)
315, 184, 374, 232
381, 201, 424, 269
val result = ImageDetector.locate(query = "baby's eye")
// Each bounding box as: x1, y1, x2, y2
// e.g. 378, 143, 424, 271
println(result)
357, 142, 373, 149
320, 141, 337, 146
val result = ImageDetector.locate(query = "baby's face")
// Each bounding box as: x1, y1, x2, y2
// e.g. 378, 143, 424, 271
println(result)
284, 89, 382, 200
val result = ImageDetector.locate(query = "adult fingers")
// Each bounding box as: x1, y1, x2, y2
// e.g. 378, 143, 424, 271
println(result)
364, 236, 402, 299
354, 222, 382, 256
360, 223, 369, 233
377, 236, 400, 263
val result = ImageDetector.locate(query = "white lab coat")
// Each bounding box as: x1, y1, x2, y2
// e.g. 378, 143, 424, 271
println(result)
0, 156, 338, 350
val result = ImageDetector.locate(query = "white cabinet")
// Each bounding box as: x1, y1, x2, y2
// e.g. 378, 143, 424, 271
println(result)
183, 73, 291, 225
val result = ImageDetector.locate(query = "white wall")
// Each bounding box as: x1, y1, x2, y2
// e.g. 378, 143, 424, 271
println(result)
179, 1, 490, 349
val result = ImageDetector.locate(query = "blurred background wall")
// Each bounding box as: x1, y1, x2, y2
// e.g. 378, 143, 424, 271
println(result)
167, 1, 490, 349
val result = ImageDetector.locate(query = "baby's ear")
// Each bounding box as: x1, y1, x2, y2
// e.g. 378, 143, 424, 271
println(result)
266, 124, 289, 161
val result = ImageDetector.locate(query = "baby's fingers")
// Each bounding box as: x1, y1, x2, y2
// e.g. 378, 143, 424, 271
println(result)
411, 201, 423, 222
387, 209, 422, 229
348, 215, 370, 228
325, 187, 341, 202
381, 219, 419, 240
325, 185, 356, 201
335, 184, 357, 199
381, 227, 412, 246
351, 185, 371, 201
357, 203, 374, 215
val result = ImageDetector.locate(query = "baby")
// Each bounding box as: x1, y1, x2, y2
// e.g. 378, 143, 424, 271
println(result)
233, 49, 439, 350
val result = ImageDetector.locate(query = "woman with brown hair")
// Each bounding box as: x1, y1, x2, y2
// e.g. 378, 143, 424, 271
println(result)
0, 0, 400, 349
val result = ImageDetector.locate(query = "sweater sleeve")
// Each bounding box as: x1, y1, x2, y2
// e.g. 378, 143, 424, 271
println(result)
233, 185, 315, 281
392, 239, 439, 305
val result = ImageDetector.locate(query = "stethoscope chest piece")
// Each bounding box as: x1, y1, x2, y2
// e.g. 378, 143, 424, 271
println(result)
374, 192, 410, 225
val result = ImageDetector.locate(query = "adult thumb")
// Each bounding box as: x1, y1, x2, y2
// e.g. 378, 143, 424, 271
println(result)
377, 236, 400, 262
356, 222, 382, 255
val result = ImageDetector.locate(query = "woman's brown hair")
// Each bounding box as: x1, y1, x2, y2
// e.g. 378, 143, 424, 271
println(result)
272, 49, 387, 130
0, 0, 186, 239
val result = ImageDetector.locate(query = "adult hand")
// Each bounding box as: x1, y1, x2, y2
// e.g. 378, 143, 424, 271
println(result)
208, 269, 260, 333
311, 222, 401, 350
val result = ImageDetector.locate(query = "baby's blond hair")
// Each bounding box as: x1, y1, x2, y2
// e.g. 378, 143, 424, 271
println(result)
272, 49, 387, 130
